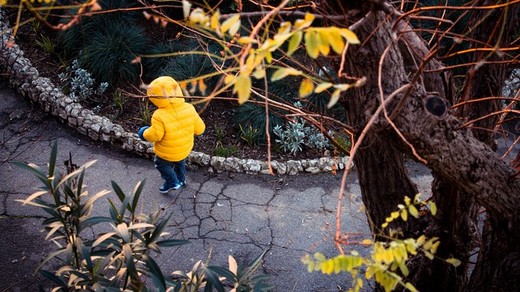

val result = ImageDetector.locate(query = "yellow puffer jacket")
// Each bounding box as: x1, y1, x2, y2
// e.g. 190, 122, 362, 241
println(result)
143, 76, 205, 162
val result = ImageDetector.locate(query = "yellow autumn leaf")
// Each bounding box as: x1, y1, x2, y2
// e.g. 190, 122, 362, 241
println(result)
361, 239, 372, 245
228, 19, 241, 36
210, 10, 220, 30
430, 240, 440, 254
221, 14, 240, 34
182, 0, 192, 19
405, 282, 419, 292
287, 31, 302, 56
314, 82, 333, 93
339, 28, 360, 44
328, 27, 345, 54
317, 30, 330, 56
401, 209, 408, 221
446, 258, 461, 267
271, 67, 302, 82
327, 89, 341, 108
321, 260, 334, 275
304, 30, 320, 59
381, 250, 394, 265
417, 235, 426, 246
299, 78, 314, 98
235, 73, 251, 104
277, 21, 292, 35
252, 67, 266, 79
237, 37, 257, 44
245, 53, 256, 74
224, 74, 235, 85
294, 12, 315, 30
429, 202, 437, 215
390, 211, 400, 219
408, 204, 419, 218
265, 51, 273, 64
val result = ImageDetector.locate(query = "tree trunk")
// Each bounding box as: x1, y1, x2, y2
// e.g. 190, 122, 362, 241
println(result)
337, 4, 520, 291
340, 11, 419, 234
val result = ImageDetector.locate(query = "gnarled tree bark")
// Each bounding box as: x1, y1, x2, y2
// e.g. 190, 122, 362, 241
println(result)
334, 3, 520, 290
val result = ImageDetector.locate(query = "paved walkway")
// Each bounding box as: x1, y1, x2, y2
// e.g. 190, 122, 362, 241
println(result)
0, 79, 437, 291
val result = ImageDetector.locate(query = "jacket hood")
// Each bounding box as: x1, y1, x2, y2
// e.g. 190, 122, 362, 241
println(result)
147, 76, 185, 108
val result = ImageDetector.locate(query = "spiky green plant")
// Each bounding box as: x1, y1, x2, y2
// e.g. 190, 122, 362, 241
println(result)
13, 141, 187, 290
159, 39, 223, 94
56, 0, 147, 86
14, 141, 273, 291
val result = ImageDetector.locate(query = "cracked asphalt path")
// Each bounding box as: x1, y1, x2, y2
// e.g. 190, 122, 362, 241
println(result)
0, 79, 436, 291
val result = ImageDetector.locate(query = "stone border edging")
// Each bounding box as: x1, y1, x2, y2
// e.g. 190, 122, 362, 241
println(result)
0, 10, 350, 175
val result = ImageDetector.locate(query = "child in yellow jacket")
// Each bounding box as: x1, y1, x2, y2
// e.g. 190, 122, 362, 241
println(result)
138, 76, 206, 193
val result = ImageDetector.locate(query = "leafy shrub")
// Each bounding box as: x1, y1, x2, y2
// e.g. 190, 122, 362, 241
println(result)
80, 20, 149, 86
14, 141, 272, 291
302, 195, 460, 292
57, 0, 148, 86
158, 39, 222, 95
273, 102, 331, 155
58, 59, 108, 102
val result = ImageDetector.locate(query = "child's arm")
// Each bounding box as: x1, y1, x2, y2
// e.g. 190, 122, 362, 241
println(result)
143, 112, 165, 142
194, 113, 206, 136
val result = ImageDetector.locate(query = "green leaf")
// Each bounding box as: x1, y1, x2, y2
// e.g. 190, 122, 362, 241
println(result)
304, 30, 320, 59
40, 270, 67, 288
131, 180, 145, 213
148, 212, 174, 244
206, 266, 236, 283
145, 256, 167, 291
156, 239, 190, 247
111, 180, 126, 202
12, 161, 51, 189
48, 141, 58, 177
242, 250, 267, 279
287, 31, 302, 56
202, 266, 225, 292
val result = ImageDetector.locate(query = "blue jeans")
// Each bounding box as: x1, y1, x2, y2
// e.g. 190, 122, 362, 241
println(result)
154, 156, 186, 187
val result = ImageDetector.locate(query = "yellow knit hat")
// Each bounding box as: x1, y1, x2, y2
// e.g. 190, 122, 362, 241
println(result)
147, 76, 184, 98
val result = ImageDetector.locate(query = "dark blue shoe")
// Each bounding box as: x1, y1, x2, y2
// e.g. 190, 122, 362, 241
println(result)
159, 183, 177, 194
